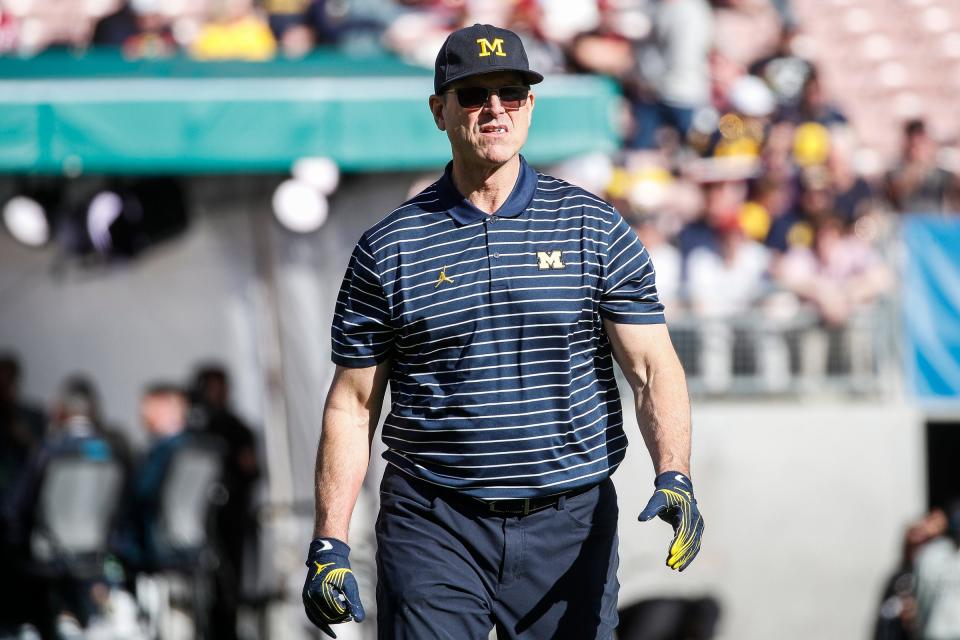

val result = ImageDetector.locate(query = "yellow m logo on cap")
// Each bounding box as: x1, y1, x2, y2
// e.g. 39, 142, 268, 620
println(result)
537, 250, 565, 270
476, 37, 507, 57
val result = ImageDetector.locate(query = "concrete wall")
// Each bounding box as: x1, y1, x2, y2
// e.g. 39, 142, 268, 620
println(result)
612, 401, 925, 640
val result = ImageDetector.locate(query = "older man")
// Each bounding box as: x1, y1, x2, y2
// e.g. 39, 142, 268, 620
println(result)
303, 23, 704, 640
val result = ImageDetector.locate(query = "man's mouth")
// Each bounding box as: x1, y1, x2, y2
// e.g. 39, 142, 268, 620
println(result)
479, 124, 509, 135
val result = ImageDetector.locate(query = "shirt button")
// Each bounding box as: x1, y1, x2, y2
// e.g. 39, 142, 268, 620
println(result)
493, 252, 500, 259
490, 216, 497, 223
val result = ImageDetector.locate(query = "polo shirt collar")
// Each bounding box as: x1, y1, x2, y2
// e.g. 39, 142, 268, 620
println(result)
437, 155, 537, 225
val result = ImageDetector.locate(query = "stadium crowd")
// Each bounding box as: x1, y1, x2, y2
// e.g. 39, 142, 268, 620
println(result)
0, 354, 260, 639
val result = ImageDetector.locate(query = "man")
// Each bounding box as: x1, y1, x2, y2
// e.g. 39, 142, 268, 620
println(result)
632, 0, 713, 149
127, 384, 193, 568
3, 376, 121, 636
191, 365, 260, 640
886, 119, 960, 214
303, 24, 704, 639
0, 354, 45, 510
913, 501, 960, 640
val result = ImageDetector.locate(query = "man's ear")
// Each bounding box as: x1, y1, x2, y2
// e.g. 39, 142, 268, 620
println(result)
429, 95, 446, 131
526, 91, 535, 126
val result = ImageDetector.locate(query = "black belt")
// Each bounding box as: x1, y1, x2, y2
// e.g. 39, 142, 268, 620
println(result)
475, 483, 597, 516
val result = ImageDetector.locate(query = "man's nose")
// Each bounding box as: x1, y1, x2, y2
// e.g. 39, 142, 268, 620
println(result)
483, 92, 506, 114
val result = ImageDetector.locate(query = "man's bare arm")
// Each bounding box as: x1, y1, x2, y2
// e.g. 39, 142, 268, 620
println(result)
603, 321, 691, 477
313, 361, 391, 541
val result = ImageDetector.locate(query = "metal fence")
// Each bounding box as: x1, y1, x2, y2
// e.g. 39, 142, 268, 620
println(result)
664, 301, 902, 398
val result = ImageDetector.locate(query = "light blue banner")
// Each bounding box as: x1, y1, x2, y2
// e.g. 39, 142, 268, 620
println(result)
903, 216, 960, 399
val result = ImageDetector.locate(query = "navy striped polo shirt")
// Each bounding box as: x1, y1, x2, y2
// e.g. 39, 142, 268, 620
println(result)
331, 156, 664, 499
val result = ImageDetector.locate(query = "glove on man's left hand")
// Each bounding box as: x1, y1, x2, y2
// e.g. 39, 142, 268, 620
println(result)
638, 471, 704, 572
302, 537, 366, 638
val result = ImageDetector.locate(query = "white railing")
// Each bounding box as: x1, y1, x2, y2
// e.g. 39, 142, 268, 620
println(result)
662, 301, 901, 397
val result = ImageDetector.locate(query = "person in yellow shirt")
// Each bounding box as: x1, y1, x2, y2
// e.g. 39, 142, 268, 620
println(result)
191, 0, 277, 61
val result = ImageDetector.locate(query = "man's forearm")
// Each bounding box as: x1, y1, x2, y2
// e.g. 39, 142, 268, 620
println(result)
313, 404, 373, 541
634, 349, 692, 477
312, 364, 388, 542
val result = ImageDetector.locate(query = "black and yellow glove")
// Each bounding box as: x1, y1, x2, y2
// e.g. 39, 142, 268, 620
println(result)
302, 538, 365, 638
638, 471, 704, 571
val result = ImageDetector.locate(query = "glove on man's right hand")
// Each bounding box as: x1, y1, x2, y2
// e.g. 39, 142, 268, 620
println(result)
302, 537, 365, 638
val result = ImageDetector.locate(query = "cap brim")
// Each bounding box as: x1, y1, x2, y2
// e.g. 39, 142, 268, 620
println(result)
437, 68, 544, 94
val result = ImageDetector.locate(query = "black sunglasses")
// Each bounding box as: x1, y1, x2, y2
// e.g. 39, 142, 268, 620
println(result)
447, 85, 530, 109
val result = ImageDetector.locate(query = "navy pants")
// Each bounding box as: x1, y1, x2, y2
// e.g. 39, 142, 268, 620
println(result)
375, 467, 620, 640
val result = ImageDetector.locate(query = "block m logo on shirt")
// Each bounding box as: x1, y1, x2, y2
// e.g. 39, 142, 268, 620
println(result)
537, 250, 565, 270
476, 37, 506, 57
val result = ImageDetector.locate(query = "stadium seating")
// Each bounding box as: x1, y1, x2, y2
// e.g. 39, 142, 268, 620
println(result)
794, 0, 960, 163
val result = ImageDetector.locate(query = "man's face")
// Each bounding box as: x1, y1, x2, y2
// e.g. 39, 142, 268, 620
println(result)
200, 375, 228, 409
907, 131, 935, 163
141, 392, 187, 437
429, 71, 535, 168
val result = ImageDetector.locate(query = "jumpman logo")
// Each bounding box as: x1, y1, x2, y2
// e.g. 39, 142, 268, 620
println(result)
435, 266, 455, 288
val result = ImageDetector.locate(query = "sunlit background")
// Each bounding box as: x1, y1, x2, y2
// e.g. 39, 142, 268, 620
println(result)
1, 0, 959, 638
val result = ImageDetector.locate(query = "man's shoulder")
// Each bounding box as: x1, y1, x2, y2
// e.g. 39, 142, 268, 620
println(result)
362, 180, 448, 251
531, 171, 618, 218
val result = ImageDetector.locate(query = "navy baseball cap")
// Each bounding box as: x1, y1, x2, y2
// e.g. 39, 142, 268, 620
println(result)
434, 24, 544, 95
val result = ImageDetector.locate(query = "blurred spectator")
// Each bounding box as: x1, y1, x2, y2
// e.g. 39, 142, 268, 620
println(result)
686, 215, 774, 392
92, 0, 177, 58
775, 216, 892, 327
507, 0, 567, 76
58, 374, 133, 471
765, 166, 832, 253
782, 68, 848, 128
126, 383, 192, 568
0, 354, 45, 634
886, 119, 960, 214
191, 364, 260, 640
263, 0, 352, 58
711, 0, 781, 68
705, 47, 743, 117
678, 172, 749, 260
630, 213, 682, 313
381, 1, 461, 67
914, 500, 960, 640
874, 508, 949, 640
760, 119, 798, 186
190, 0, 277, 61
740, 177, 789, 243
0, 10, 20, 54
264, 0, 313, 38
3, 2, 95, 56
3, 376, 122, 636
707, 76, 775, 159
768, 0, 796, 31
748, 25, 813, 110
686, 215, 770, 318
568, 28, 634, 80
829, 128, 878, 224
0, 354, 45, 513
92, 2, 138, 47
632, 0, 714, 149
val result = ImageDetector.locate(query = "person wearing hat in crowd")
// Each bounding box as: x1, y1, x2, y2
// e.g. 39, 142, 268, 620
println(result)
302, 23, 705, 639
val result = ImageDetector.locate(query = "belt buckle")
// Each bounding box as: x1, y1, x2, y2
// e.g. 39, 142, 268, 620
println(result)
488, 498, 530, 516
